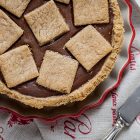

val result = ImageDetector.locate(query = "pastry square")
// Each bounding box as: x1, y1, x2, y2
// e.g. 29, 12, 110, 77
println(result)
65, 25, 112, 71
0, 10, 23, 54
37, 50, 78, 94
24, 0, 70, 46
73, 0, 109, 26
0, 45, 39, 88
55, 0, 70, 4
0, 0, 31, 17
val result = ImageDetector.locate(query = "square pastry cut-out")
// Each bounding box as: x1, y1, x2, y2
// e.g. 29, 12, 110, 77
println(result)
24, 0, 69, 46
55, 0, 70, 4
0, 45, 39, 88
73, 0, 109, 25
65, 25, 112, 71
0, 0, 31, 17
37, 51, 78, 94
0, 10, 23, 54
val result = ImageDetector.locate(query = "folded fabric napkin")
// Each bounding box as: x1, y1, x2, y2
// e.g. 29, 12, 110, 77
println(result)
0, 1, 140, 140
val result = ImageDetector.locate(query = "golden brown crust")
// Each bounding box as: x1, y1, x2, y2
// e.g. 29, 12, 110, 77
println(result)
0, 0, 124, 109
0, 45, 39, 88
0, 0, 31, 18
73, 0, 109, 26
0, 10, 23, 54
65, 25, 113, 71
37, 50, 79, 94
24, 0, 70, 46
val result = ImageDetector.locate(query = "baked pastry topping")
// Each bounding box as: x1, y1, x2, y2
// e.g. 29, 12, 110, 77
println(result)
0, 10, 23, 54
73, 0, 109, 26
37, 50, 78, 94
0, 0, 31, 17
65, 25, 112, 71
0, 0, 124, 109
24, 0, 69, 46
0, 45, 39, 88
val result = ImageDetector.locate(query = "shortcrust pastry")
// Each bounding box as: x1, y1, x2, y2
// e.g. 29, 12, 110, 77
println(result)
0, 45, 39, 88
24, 0, 69, 46
65, 25, 112, 71
37, 50, 78, 94
73, 0, 109, 26
0, 10, 23, 54
0, 0, 31, 17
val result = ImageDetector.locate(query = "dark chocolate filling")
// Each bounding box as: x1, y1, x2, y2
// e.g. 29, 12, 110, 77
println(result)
0, 0, 113, 97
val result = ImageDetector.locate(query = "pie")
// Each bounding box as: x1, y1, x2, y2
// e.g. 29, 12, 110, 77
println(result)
0, 0, 124, 109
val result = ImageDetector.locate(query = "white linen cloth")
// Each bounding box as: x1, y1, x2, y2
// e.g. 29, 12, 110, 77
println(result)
0, 1, 140, 140
135, 0, 140, 7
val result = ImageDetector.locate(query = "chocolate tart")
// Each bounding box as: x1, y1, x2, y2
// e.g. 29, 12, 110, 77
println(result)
0, 0, 124, 109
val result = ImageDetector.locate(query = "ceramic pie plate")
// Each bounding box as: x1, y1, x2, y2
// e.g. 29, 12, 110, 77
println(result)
0, 0, 135, 121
